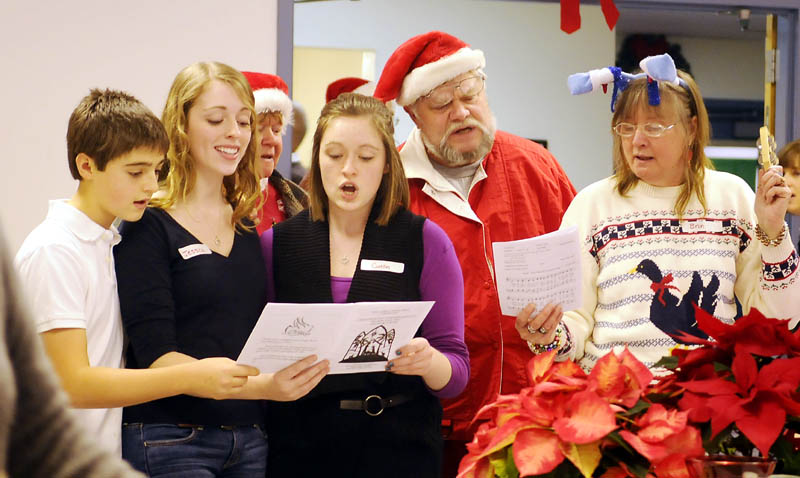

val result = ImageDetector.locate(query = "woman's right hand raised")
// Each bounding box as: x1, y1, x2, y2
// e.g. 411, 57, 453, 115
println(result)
184, 357, 261, 400
263, 355, 330, 401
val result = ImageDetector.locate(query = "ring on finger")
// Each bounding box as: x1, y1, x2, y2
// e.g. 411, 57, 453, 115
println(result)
538, 326, 548, 334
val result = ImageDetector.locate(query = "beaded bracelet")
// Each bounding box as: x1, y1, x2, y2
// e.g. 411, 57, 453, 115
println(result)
755, 223, 786, 247
527, 322, 571, 355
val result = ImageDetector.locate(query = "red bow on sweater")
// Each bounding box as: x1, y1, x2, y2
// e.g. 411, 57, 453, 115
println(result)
561, 0, 619, 34
650, 273, 680, 306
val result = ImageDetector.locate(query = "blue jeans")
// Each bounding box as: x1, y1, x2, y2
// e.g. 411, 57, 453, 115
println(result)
122, 423, 267, 478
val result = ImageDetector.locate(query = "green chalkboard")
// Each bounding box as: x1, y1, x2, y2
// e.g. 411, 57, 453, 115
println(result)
710, 158, 758, 191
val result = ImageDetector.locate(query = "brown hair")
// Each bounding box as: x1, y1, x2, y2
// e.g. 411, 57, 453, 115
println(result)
153, 62, 261, 230
778, 139, 800, 170
67, 89, 168, 180
611, 70, 713, 218
308, 93, 408, 225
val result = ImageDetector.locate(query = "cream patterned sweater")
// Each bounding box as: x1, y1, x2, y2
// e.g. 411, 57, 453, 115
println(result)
560, 169, 800, 371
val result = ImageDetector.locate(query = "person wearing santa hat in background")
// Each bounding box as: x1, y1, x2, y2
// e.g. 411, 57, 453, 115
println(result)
325, 77, 376, 103
241, 71, 308, 234
374, 31, 577, 476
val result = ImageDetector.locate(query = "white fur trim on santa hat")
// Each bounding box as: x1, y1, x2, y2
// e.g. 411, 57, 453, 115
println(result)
253, 88, 294, 126
397, 47, 485, 106
352, 82, 377, 97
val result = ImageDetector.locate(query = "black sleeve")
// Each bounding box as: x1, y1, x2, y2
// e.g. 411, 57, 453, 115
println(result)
114, 209, 178, 367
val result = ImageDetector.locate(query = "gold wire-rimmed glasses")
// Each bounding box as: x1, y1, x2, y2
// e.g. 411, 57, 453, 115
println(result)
422, 75, 486, 109
613, 122, 676, 138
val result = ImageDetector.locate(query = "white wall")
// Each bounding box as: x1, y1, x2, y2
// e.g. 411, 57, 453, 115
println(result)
295, 0, 616, 193
0, 0, 278, 253
669, 36, 763, 100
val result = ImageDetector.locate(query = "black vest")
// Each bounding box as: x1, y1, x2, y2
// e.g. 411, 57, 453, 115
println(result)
272, 207, 426, 396
267, 208, 443, 477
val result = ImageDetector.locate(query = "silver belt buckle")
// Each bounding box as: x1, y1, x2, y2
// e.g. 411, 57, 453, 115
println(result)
363, 394, 384, 416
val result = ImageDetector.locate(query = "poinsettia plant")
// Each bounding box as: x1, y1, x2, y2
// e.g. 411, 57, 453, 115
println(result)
458, 307, 800, 478
654, 306, 800, 474
457, 348, 704, 478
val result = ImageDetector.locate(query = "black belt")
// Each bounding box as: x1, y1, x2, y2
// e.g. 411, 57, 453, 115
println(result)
339, 394, 413, 417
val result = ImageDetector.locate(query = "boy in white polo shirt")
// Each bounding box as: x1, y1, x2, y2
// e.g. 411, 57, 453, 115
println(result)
14, 89, 260, 455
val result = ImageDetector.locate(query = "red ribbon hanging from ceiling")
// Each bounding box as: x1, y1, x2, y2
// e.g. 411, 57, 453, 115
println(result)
561, 0, 620, 34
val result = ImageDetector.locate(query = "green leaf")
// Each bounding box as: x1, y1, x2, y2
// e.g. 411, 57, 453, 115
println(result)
489, 448, 518, 478
772, 436, 800, 475
652, 356, 678, 369
622, 400, 651, 417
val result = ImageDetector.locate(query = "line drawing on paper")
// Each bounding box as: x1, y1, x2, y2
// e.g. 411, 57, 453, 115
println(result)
340, 325, 396, 363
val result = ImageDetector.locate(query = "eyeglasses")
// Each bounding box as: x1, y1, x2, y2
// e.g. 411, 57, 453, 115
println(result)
422, 75, 485, 109
613, 122, 676, 138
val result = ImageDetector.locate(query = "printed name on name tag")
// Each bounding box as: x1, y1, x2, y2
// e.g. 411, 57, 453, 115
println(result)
178, 243, 213, 260
682, 219, 723, 234
360, 259, 405, 274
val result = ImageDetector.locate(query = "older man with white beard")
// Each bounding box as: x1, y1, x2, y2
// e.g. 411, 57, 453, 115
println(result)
374, 31, 577, 476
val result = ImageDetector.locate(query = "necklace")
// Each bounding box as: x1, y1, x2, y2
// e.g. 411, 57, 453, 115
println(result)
184, 202, 224, 247
330, 233, 362, 267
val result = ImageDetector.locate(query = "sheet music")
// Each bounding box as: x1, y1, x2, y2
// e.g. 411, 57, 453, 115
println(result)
492, 226, 582, 316
237, 301, 434, 374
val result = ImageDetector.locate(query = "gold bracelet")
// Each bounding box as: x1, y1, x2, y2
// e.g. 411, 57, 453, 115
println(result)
755, 223, 786, 247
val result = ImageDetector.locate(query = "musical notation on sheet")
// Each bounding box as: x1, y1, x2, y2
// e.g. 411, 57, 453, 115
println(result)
492, 226, 582, 317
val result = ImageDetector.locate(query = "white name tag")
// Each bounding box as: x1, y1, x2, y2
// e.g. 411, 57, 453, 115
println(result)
681, 219, 723, 234
178, 243, 212, 260
360, 259, 405, 274
705, 220, 724, 233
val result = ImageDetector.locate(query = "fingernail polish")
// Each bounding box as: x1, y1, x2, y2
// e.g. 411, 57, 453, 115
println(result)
396, 350, 402, 356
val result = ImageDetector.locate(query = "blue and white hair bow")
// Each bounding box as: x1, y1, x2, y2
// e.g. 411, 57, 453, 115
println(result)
567, 53, 689, 112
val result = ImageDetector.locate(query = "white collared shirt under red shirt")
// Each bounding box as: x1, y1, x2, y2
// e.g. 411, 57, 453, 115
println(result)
400, 128, 577, 440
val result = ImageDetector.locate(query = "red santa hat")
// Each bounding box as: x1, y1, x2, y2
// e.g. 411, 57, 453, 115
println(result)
240, 71, 293, 124
374, 31, 485, 107
325, 77, 376, 103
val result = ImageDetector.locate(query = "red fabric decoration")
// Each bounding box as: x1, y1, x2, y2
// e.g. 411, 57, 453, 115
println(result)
560, 0, 619, 34
561, 0, 581, 34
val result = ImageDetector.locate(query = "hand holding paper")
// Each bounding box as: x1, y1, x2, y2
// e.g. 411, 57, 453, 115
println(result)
492, 226, 583, 317
237, 301, 435, 375
261, 354, 329, 402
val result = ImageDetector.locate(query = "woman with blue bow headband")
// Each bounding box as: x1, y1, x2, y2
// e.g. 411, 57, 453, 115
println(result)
515, 54, 800, 372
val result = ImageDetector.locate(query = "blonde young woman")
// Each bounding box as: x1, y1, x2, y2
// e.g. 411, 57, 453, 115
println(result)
261, 93, 469, 478
113, 62, 328, 477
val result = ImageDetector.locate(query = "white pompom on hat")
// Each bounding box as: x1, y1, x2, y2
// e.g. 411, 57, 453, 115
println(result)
374, 31, 485, 107
241, 71, 293, 124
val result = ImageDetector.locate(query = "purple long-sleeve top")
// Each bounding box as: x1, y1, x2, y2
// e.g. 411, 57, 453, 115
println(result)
261, 220, 469, 398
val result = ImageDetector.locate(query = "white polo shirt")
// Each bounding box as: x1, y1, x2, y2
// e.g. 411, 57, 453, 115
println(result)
14, 200, 124, 455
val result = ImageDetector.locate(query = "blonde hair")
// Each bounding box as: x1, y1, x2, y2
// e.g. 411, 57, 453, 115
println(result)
611, 70, 713, 218
154, 61, 262, 230
308, 93, 408, 225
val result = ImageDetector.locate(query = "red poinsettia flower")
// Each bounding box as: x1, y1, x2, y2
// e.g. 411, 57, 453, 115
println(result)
459, 349, 663, 478
677, 348, 800, 457
588, 347, 653, 407
667, 306, 800, 458
619, 404, 704, 478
